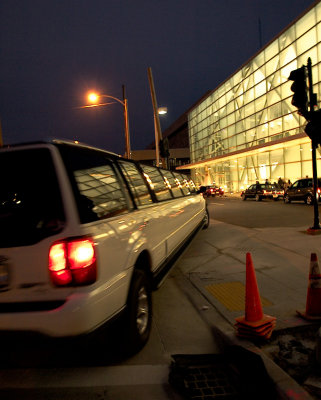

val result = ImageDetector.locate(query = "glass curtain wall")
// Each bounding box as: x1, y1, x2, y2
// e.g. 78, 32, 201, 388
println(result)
189, 3, 321, 191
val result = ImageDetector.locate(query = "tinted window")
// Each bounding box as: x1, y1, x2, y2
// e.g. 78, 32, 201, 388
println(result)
0, 148, 65, 247
174, 173, 191, 195
58, 145, 132, 223
160, 170, 184, 198
118, 160, 153, 206
139, 164, 172, 201
185, 177, 197, 193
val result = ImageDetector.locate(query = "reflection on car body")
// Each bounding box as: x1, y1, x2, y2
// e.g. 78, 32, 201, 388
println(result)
0, 139, 209, 353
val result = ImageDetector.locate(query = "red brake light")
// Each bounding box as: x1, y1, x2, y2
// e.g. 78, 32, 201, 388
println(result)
49, 237, 96, 286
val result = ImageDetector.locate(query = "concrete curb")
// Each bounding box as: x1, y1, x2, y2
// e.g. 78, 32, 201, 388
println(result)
175, 273, 314, 400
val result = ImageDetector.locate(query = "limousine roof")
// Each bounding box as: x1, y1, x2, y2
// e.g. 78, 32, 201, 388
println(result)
0, 138, 122, 158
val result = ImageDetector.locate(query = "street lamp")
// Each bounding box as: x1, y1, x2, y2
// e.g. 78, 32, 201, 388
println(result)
158, 107, 168, 115
86, 86, 131, 159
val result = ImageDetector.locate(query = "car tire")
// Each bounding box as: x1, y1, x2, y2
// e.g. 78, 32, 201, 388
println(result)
241, 194, 246, 201
284, 194, 291, 204
255, 194, 261, 202
125, 269, 152, 354
306, 194, 314, 205
202, 207, 210, 229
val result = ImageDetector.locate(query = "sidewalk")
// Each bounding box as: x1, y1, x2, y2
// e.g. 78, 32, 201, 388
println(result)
174, 215, 321, 399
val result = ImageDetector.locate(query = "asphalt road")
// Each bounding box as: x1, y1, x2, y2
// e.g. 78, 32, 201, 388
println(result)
1, 196, 315, 399
206, 195, 319, 228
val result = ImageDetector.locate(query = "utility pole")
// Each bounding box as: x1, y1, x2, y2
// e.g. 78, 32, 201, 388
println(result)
122, 85, 131, 159
147, 67, 166, 168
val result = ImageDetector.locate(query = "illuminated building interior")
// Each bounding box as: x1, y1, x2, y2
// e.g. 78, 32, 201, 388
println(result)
186, 2, 321, 191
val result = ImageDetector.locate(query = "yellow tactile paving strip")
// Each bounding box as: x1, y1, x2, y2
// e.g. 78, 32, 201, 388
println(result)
205, 281, 273, 311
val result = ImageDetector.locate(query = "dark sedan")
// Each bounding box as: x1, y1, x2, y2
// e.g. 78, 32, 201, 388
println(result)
241, 183, 283, 201
284, 178, 321, 205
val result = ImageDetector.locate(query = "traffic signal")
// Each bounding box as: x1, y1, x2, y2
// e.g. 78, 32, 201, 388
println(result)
288, 66, 308, 117
305, 109, 321, 145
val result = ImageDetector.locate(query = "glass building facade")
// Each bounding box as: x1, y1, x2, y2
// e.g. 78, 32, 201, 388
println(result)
186, 2, 321, 192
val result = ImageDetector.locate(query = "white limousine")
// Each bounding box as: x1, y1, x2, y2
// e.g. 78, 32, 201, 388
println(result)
0, 140, 209, 352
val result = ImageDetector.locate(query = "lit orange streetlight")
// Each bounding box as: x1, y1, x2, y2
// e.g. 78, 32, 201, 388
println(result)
88, 92, 99, 104
85, 87, 131, 159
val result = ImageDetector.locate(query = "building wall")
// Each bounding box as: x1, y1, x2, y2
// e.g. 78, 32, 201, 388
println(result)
187, 1, 321, 192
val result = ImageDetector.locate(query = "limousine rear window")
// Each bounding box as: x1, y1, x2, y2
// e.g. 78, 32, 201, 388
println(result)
0, 148, 65, 247
139, 164, 173, 201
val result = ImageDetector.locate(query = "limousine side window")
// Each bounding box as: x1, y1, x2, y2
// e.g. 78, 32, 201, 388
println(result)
172, 172, 190, 196
74, 164, 131, 221
57, 145, 133, 223
139, 164, 172, 201
117, 160, 153, 207
160, 170, 184, 198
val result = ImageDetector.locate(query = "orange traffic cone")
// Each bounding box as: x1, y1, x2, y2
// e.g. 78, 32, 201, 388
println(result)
235, 253, 276, 340
297, 253, 321, 320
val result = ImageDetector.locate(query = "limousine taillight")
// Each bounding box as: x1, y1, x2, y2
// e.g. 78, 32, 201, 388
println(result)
49, 237, 97, 286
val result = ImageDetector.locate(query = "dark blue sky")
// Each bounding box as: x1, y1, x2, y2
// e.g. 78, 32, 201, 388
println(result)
0, 0, 316, 155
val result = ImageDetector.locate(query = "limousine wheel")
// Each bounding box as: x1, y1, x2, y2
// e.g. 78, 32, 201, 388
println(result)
126, 269, 152, 353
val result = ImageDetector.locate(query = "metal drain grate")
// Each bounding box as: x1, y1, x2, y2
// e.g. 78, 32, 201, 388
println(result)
169, 354, 241, 399
169, 349, 277, 400
181, 364, 239, 399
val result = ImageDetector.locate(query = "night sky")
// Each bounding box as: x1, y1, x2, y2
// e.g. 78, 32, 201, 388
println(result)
0, 0, 316, 155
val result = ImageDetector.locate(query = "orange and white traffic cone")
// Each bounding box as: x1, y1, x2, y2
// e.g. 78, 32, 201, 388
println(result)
235, 253, 276, 340
297, 253, 321, 320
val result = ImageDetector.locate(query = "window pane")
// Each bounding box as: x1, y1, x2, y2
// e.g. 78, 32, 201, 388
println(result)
118, 160, 153, 206
74, 164, 128, 221
59, 145, 131, 222
0, 148, 65, 247
140, 165, 172, 201
161, 170, 184, 198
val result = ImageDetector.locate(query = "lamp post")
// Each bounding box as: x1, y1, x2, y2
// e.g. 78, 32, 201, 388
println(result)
148, 67, 168, 168
87, 86, 131, 159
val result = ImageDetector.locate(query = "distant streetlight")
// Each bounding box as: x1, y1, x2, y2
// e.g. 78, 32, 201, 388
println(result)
158, 107, 168, 115
86, 86, 131, 159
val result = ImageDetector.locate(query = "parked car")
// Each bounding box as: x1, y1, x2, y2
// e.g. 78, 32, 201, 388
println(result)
204, 185, 224, 197
284, 178, 321, 205
213, 186, 225, 196
241, 183, 278, 201
0, 140, 209, 353
204, 186, 216, 197
271, 184, 284, 200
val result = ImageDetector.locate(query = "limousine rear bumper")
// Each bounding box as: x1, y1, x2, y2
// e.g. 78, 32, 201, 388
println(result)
0, 271, 131, 337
